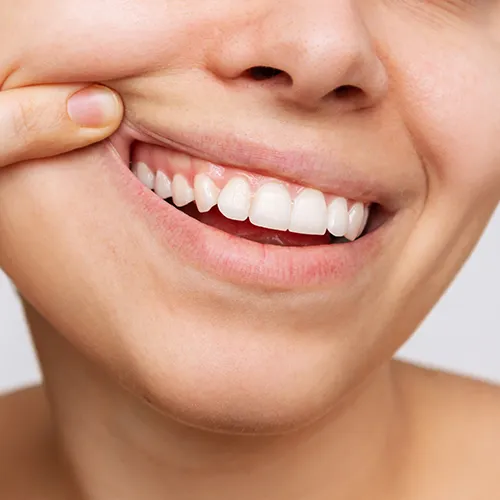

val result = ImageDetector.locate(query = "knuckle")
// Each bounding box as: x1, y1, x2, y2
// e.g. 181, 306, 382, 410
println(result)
0, 97, 48, 165
9, 98, 39, 140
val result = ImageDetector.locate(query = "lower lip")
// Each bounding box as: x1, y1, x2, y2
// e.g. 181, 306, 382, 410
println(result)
107, 134, 387, 290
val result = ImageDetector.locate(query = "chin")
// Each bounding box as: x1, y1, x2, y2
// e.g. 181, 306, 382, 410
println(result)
0, 136, 439, 436
107, 315, 369, 435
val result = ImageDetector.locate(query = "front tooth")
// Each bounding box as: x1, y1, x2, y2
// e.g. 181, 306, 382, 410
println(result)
249, 183, 291, 231
132, 162, 155, 190
327, 197, 349, 237
345, 202, 365, 241
289, 188, 327, 235
194, 174, 220, 213
217, 177, 251, 221
172, 174, 194, 207
154, 171, 172, 199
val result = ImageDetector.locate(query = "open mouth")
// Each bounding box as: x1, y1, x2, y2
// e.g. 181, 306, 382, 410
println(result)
128, 141, 387, 248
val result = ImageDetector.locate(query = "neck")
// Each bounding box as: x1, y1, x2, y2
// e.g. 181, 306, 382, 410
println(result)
27, 303, 410, 500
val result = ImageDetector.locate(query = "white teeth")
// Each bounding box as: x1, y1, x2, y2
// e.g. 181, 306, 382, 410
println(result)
217, 177, 252, 221
289, 188, 327, 235
133, 156, 370, 242
194, 174, 220, 213
249, 182, 291, 231
172, 174, 195, 207
345, 202, 366, 241
154, 171, 172, 199
132, 162, 155, 190
327, 197, 349, 237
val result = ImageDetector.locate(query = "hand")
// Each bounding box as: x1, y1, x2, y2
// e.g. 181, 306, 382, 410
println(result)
0, 84, 123, 168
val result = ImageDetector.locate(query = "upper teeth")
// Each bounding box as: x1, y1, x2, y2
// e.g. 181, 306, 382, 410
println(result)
250, 182, 291, 231
172, 174, 195, 207
194, 174, 220, 213
217, 177, 252, 222
154, 170, 172, 199
132, 162, 155, 190
132, 161, 369, 241
290, 188, 328, 236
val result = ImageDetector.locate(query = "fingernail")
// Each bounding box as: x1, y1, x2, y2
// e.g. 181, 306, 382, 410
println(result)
67, 86, 121, 128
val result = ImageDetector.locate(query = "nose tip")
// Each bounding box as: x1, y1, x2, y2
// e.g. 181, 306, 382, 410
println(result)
209, 3, 388, 111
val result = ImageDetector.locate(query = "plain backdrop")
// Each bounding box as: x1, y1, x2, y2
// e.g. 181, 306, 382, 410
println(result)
1, 207, 499, 393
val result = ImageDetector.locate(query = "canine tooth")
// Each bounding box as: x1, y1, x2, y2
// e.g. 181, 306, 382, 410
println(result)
327, 197, 349, 237
172, 174, 194, 207
345, 202, 365, 241
132, 162, 155, 190
194, 174, 220, 213
154, 171, 172, 199
217, 177, 251, 221
249, 183, 291, 231
289, 188, 327, 235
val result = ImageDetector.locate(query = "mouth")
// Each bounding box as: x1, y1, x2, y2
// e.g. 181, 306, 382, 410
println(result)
128, 141, 389, 248
107, 123, 398, 289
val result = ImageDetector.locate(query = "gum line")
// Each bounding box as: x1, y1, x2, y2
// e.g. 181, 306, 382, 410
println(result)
131, 142, 364, 209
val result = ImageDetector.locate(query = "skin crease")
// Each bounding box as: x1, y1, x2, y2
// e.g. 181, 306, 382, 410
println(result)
1, 0, 500, 498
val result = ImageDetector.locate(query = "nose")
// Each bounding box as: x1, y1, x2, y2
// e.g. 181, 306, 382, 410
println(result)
209, 1, 388, 111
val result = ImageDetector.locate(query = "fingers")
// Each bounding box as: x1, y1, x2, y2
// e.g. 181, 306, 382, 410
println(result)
0, 84, 123, 168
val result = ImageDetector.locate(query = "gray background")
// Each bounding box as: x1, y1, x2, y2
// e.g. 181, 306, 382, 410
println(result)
1, 208, 499, 393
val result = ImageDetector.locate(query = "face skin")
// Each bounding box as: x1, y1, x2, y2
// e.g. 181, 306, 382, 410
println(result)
1, 1, 500, 498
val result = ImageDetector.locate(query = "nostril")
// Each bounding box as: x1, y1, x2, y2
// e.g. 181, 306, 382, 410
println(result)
333, 85, 363, 100
246, 66, 286, 81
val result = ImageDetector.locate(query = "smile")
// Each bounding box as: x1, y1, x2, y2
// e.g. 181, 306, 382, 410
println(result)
129, 141, 377, 246
108, 123, 399, 289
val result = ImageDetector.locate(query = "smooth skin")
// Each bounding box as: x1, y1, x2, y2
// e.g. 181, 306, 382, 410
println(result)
0, 83, 123, 498
0, 84, 123, 167
1, 1, 500, 499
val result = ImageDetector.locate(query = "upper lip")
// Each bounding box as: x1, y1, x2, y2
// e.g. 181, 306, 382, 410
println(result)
120, 118, 410, 211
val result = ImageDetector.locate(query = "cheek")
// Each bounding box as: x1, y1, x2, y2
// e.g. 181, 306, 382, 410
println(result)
397, 39, 500, 203
369, 5, 500, 203
4, 0, 236, 86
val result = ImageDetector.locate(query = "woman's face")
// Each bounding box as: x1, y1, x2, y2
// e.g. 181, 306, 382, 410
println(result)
1, 1, 499, 432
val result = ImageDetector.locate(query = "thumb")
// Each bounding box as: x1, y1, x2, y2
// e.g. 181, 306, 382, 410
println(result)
0, 84, 123, 168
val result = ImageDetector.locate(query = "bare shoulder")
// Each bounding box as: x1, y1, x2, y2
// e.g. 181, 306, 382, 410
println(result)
393, 360, 500, 498
395, 359, 500, 419
0, 385, 50, 455
0, 386, 60, 499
